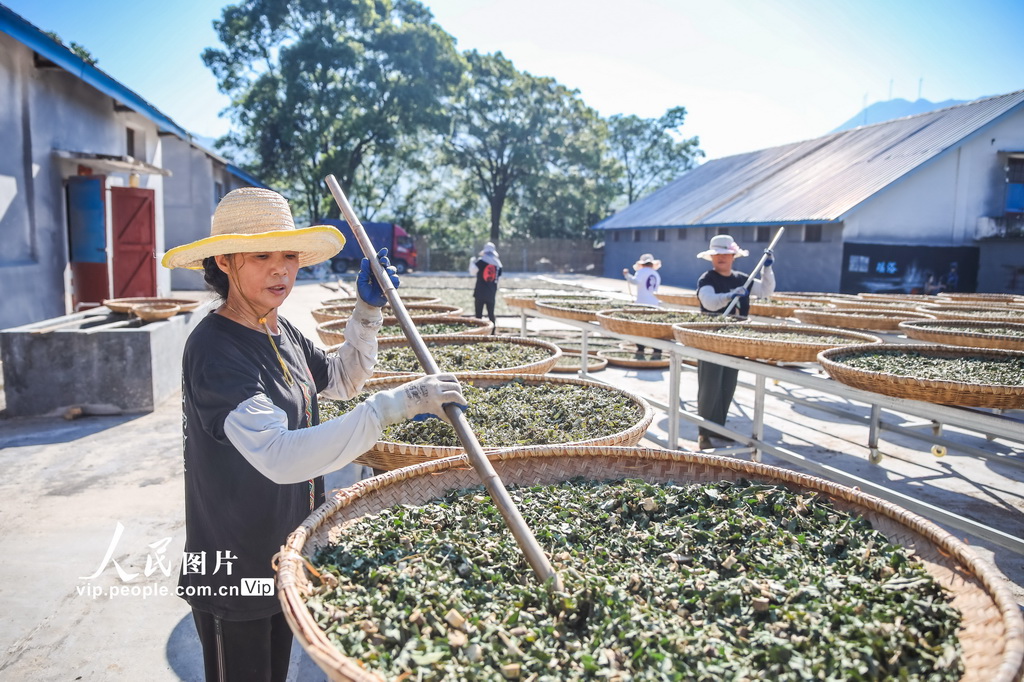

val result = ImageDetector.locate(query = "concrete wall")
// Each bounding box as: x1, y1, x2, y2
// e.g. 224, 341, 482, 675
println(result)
602, 224, 846, 294
0, 32, 168, 328
977, 238, 1024, 295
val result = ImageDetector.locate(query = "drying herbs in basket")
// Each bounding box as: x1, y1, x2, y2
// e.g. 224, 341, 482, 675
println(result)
838, 349, 1024, 386
711, 326, 868, 345
374, 322, 484, 337
921, 323, 1024, 338
320, 380, 642, 447
306, 478, 963, 681
602, 309, 718, 324
376, 342, 552, 374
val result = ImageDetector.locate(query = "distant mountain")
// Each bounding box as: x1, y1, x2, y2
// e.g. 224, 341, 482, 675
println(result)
831, 97, 969, 132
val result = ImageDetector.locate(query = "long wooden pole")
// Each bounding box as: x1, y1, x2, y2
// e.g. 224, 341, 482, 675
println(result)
325, 175, 563, 591
722, 226, 785, 317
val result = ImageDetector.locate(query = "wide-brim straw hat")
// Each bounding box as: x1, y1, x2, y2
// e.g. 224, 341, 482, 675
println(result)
161, 188, 345, 270
697, 234, 749, 260
633, 253, 662, 270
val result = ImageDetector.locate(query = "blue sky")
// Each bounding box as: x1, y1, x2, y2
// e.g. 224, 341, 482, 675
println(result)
4, 0, 1023, 159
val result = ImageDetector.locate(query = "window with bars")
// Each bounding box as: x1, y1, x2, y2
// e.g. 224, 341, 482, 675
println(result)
656, 229, 666, 242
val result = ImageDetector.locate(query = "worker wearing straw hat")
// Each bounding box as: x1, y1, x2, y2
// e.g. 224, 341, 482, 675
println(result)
623, 253, 663, 358
163, 188, 466, 682
694, 234, 776, 451
469, 241, 503, 331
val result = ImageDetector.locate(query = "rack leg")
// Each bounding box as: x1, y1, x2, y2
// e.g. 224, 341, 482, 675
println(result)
868, 404, 882, 464
668, 352, 681, 449
930, 420, 947, 457
752, 374, 765, 462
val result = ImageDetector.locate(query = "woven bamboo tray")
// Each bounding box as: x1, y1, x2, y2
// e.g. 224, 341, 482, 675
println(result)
597, 349, 671, 369
817, 343, 1024, 409
312, 303, 462, 324
748, 300, 798, 318
937, 292, 1023, 305
898, 320, 1024, 351
858, 292, 941, 303
103, 297, 201, 314
916, 304, 1024, 323
673, 322, 882, 363
277, 445, 1024, 682
503, 293, 609, 310
372, 335, 560, 377
322, 295, 441, 307
657, 292, 699, 307
130, 302, 179, 321
534, 299, 630, 322
317, 316, 492, 346
597, 308, 714, 339
794, 307, 936, 330
547, 350, 608, 373
341, 373, 653, 471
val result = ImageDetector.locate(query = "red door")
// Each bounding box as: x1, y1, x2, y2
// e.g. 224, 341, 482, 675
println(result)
111, 187, 157, 298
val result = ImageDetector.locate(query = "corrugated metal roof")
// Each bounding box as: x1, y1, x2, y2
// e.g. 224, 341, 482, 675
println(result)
0, 5, 190, 139
594, 90, 1024, 230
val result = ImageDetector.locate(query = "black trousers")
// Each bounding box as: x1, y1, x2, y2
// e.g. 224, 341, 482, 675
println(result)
696, 360, 738, 438
474, 295, 496, 331
192, 608, 293, 682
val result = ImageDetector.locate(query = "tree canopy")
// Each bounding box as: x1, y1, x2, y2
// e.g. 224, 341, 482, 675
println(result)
608, 107, 704, 206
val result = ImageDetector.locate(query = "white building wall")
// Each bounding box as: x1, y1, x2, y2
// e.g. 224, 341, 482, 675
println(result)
0, 32, 169, 327
843, 108, 1024, 245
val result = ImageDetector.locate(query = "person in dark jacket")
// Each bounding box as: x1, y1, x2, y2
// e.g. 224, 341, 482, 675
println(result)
161, 188, 466, 682
694, 234, 775, 451
470, 241, 503, 332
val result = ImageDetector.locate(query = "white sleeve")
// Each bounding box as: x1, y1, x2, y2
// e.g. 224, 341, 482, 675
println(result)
750, 266, 776, 299
320, 300, 381, 401
469, 259, 479, 276
223, 393, 384, 484
697, 284, 732, 312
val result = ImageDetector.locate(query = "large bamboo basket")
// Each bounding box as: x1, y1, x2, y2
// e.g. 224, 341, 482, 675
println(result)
916, 304, 1024, 323
657, 292, 699, 307
673, 322, 882, 363
503, 293, 609, 310
596, 308, 714, 339
794, 307, 936, 330
338, 373, 653, 471
817, 343, 1024, 409
898, 319, 1024, 351
748, 300, 798, 318
322, 295, 442, 307
103, 296, 201, 314
312, 303, 462, 325
937, 292, 1023, 305
534, 299, 636, 322
597, 349, 671, 369
547, 350, 609, 373
276, 445, 1024, 682
858, 292, 941, 303
318, 316, 492, 346
371, 335, 561, 377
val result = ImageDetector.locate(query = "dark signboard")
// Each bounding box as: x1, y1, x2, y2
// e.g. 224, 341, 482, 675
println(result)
839, 243, 978, 295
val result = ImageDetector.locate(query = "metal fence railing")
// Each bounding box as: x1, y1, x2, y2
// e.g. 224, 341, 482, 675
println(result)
416, 238, 604, 274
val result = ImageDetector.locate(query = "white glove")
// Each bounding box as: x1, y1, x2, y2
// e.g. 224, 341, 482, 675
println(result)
367, 373, 467, 427
728, 286, 748, 299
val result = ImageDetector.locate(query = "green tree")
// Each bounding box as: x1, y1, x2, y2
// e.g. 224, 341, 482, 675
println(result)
203, 0, 464, 221
446, 50, 613, 244
608, 106, 703, 205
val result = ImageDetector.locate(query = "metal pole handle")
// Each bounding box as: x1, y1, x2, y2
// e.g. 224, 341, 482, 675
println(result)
722, 226, 785, 317
324, 175, 563, 591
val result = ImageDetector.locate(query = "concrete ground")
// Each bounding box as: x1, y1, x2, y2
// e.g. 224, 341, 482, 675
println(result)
0, 273, 1021, 681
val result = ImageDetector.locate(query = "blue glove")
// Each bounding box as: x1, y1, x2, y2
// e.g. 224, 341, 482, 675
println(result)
728, 286, 749, 299
763, 248, 774, 267
357, 248, 400, 307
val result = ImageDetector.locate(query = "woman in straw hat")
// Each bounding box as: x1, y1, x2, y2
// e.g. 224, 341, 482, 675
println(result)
694, 234, 776, 451
469, 241, 503, 331
622, 253, 663, 358
162, 188, 466, 682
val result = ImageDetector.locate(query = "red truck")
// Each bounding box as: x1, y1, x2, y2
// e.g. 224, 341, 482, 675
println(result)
320, 219, 417, 274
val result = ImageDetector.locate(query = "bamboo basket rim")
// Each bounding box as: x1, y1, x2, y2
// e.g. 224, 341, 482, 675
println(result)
672, 322, 882, 363
898, 319, 1024, 351
533, 299, 627, 322
103, 296, 201, 314
596, 348, 671, 368
317, 315, 492, 346
937, 292, 1024, 303
312, 303, 462, 324
656, 292, 700, 306
794, 307, 936, 330
337, 372, 653, 470
547, 349, 609, 372
276, 445, 1024, 682
596, 308, 714, 339
915, 304, 1024, 322
858, 292, 940, 302
130, 302, 180, 321
817, 342, 1024, 408
748, 301, 798, 317
371, 334, 561, 377
503, 292, 610, 310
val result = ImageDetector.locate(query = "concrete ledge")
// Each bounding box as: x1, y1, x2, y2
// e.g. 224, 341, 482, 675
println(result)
0, 302, 214, 417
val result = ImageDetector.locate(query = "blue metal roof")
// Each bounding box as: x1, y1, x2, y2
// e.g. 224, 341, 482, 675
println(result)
0, 4, 189, 139
593, 90, 1024, 230
226, 163, 270, 189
